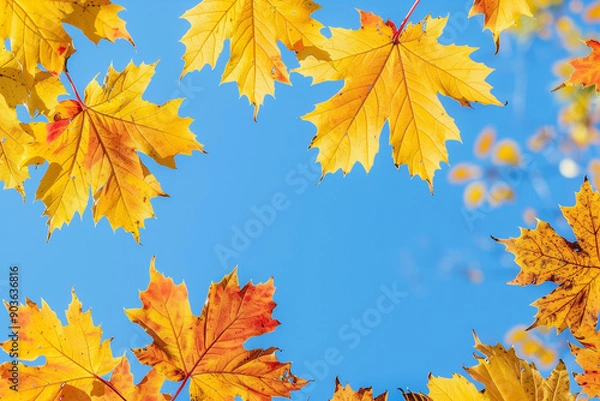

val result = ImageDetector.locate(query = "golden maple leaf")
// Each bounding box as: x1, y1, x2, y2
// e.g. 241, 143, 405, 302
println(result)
331, 379, 388, 401
469, 0, 532, 52
496, 179, 600, 334
294, 11, 501, 190
180, 0, 328, 119
126, 259, 308, 401
0, 96, 31, 197
0, 0, 133, 74
0, 291, 123, 401
405, 334, 575, 400
23, 62, 204, 243
0, 44, 66, 116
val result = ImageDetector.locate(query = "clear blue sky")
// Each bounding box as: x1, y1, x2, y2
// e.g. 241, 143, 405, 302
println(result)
0, 0, 590, 399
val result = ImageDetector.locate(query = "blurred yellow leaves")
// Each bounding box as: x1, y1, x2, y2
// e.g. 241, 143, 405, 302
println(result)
505, 325, 559, 369
449, 127, 519, 209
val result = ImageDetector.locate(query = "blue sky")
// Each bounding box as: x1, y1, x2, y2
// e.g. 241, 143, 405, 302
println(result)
0, 0, 592, 399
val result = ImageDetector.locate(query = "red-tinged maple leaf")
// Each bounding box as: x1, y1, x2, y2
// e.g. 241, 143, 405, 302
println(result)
126, 258, 308, 401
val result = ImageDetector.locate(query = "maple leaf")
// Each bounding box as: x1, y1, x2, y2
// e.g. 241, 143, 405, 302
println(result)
23, 61, 204, 243
569, 330, 600, 399
0, 44, 67, 116
0, 290, 122, 401
406, 334, 575, 401
126, 259, 308, 401
469, 0, 532, 53
294, 12, 501, 190
180, 0, 328, 119
91, 358, 171, 401
555, 40, 600, 93
331, 379, 388, 401
0, 0, 133, 74
464, 334, 574, 401
0, 96, 32, 198
496, 178, 600, 334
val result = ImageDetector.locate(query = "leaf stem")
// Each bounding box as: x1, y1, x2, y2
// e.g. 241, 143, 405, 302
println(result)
171, 376, 190, 401
97, 376, 128, 401
64, 66, 86, 108
394, 0, 421, 43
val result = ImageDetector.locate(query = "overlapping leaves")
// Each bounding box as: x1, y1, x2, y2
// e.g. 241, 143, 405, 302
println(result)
0, 259, 305, 401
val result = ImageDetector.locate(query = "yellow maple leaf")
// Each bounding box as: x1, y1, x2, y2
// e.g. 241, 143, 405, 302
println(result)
497, 179, 600, 334
126, 260, 307, 401
331, 379, 388, 401
465, 334, 574, 401
413, 334, 575, 401
426, 374, 486, 401
0, 291, 122, 401
0, 96, 32, 198
295, 12, 501, 190
23, 62, 204, 243
469, 0, 533, 52
0, 0, 132, 74
180, 0, 328, 119
0, 44, 66, 116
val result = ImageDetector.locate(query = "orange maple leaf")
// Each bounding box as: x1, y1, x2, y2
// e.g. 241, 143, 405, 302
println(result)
556, 39, 600, 92
497, 178, 600, 334
126, 259, 308, 401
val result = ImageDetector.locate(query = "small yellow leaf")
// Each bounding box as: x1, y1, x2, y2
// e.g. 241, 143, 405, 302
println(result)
464, 181, 486, 209
527, 127, 554, 152
448, 163, 483, 184
474, 126, 496, 159
488, 182, 514, 207
585, 1, 600, 21
492, 138, 522, 166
